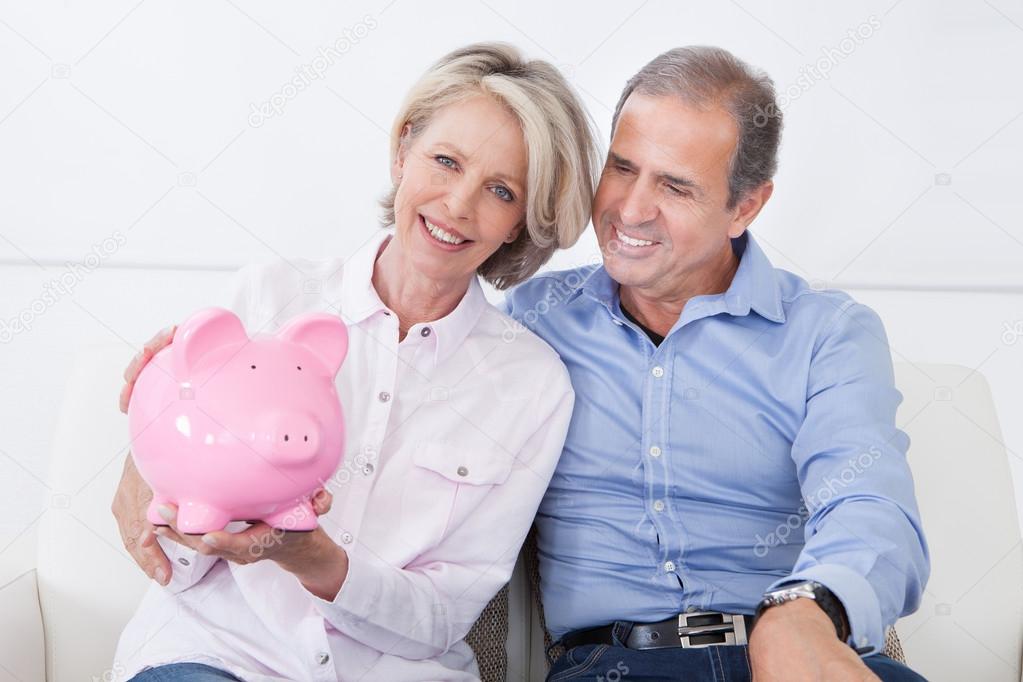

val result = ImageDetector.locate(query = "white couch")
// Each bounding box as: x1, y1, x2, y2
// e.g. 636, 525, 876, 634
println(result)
1, 345, 1020, 681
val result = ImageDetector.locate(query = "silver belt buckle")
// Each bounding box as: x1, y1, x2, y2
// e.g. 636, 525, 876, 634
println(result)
677, 610, 748, 648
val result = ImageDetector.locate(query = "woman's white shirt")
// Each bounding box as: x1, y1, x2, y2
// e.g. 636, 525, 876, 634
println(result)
113, 232, 574, 682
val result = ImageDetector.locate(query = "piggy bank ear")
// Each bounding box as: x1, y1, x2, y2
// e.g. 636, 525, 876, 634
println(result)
276, 313, 349, 377
172, 307, 249, 381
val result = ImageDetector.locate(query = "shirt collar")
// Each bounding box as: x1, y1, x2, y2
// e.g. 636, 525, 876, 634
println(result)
340, 229, 488, 365
340, 230, 392, 325
722, 231, 786, 323
579, 230, 785, 324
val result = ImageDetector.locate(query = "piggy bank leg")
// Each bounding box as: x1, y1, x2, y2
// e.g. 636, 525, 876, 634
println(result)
146, 496, 174, 527
175, 500, 233, 535
263, 500, 318, 532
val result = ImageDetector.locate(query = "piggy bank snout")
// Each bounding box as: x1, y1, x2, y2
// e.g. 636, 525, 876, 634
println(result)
267, 411, 322, 463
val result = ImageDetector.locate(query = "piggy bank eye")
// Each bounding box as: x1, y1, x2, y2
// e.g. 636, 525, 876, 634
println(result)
250, 364, 256, 369
297, 365, 302, 371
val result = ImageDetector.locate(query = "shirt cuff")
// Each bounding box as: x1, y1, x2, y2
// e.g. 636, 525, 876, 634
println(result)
308, 550, 380, 629
765, 564, 883, 655
156, 534, 215, 593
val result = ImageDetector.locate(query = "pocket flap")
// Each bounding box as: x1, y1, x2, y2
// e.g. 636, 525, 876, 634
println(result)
412, 442, 513, 486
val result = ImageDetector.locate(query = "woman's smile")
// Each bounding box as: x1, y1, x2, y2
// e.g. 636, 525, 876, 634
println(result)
419, 213, 475, 252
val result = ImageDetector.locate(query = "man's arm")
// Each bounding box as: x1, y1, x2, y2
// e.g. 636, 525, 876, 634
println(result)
756, 301, 929, 656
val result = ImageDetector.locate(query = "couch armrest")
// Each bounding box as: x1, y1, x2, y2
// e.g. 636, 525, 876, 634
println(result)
0, 569, 46, 682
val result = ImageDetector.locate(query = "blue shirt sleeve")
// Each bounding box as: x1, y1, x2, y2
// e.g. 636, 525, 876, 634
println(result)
764, 301, 930, 655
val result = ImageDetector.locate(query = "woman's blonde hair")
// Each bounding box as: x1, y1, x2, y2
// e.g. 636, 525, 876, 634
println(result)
380, 42, 599, 289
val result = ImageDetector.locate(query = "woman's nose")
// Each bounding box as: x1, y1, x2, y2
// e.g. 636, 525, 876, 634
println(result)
442, 178, 477, 222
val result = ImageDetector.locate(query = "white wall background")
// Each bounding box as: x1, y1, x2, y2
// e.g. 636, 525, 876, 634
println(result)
1, 0, 1021, 674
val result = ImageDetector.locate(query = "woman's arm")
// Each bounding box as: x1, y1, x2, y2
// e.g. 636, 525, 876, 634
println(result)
303, 382, 575, 660
112, 452, 220, 592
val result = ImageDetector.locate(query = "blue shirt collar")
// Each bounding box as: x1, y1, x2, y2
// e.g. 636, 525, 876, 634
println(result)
579, 230, 786, 325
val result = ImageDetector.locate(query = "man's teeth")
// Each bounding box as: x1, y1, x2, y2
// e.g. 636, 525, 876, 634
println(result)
425, 218, 466, 245
615, 227, 654, 247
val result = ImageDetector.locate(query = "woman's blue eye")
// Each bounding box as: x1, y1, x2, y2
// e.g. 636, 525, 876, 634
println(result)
492, 186, 514, 202
435, 155, 456, 168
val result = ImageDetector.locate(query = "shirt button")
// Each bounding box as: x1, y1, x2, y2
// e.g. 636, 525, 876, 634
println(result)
362, 463, 374, 475
456, 466, 469, 477
651, 366, 665, 378
177, 557, 190, 566
340, 532, 353, 544
378, 391, 391, 402
686, 605, 699, 613
421, 327, 432, 337
649, 446, 662, 457
664, 561, 676, 573
316, 652, 330, 665
653, 500, 665, 512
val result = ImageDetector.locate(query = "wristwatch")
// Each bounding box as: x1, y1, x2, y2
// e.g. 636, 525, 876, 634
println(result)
753, 581, 851, 643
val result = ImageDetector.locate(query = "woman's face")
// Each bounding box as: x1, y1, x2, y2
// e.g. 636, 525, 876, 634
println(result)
391, 95, 528, 284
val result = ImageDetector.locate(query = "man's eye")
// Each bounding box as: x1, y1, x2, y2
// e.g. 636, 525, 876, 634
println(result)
666, 184, 687, 197
435, 155, 456, 168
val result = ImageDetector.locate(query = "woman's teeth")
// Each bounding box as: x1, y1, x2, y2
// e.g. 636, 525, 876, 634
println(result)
615, 227, 655, 247
425, 218, 466, 245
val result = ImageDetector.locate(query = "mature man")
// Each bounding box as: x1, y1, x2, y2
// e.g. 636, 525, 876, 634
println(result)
505, 47, 929, 681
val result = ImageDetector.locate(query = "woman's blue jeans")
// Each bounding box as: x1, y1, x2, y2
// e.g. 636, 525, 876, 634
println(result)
129, 662, 245, 681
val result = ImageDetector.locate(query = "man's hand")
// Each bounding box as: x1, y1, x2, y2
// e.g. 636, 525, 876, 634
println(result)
112, 455, 171, 586
749, 598, 880, 682
153, 489, 348, 600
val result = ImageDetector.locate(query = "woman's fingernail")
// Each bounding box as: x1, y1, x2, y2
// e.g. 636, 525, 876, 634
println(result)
157, 505, 174, 522
202, 534, 218, 547
154, 567, 168, 584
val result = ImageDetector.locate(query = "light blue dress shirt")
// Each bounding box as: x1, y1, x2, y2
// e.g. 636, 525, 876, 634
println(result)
504, 231, 930, 655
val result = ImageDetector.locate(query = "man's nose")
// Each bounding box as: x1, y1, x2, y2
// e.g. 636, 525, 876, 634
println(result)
618, 180, 658, 226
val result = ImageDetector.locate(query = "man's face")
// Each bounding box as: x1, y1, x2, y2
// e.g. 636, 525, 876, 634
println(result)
593, 93, 746, 294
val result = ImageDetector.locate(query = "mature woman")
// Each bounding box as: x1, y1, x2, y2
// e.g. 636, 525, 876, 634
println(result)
110, 43, 597, 681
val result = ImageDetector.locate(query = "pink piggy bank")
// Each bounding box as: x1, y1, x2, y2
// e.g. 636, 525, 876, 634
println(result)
127, 307, 348, 534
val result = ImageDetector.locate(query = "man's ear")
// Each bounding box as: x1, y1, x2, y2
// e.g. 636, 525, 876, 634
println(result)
390, 123, 412, 185
728, 180, 774, 239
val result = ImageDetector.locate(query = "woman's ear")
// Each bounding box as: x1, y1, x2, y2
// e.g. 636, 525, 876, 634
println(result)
504, 221, 525, 244
390, 123, 412, 185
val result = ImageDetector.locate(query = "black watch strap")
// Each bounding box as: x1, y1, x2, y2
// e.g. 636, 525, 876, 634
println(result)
812, 584, 851, 642
753, 581, 851, 643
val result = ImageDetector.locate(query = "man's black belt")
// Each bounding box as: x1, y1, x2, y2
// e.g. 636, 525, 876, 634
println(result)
561, 611, 754, 650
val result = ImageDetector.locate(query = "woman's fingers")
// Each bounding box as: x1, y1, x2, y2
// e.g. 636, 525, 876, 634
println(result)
112, 455, 172, 584
311, 488, 333, 516
137, 527, 172, 585
119, 325, 177, 414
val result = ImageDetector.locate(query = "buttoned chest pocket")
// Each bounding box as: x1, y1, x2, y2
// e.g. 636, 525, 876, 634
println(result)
398, 442, 514, 550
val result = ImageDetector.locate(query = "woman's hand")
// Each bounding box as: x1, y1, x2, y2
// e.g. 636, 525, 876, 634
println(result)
112, 454, 172, 586
153, 489, 349, 600
113, 324, 178, 585
119, 325, 177, 413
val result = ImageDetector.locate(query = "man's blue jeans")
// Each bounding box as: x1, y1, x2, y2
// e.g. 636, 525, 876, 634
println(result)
548, 623, 927, 682
129, 662, 244, 681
